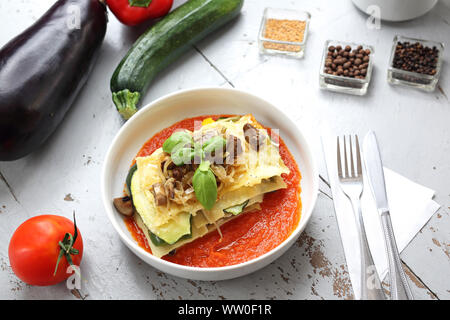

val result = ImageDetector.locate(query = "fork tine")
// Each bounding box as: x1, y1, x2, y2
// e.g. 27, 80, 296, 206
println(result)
355, 135, 362, 176
349, 135, 355, 178
343, 136, 349, 178
337, 137, 343, 178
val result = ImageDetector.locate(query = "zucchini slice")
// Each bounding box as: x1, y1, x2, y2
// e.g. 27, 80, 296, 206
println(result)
149, 212, 192, 246
223, 200, 250, 216
126, 163, 138, 197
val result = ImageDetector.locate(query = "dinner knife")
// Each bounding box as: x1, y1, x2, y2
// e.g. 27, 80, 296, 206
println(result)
363, 131, 414, 300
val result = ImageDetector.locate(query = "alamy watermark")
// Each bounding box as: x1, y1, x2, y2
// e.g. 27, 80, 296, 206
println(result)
366, 5, 381, 30
66, 4, 81, 30
66, 265, 82, 290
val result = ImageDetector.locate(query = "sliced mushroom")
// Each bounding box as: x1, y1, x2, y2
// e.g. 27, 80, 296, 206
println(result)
225, 135, 243, 164
243, 123, 266, 151
113, 196, 134, 216
151, 183, 167, 206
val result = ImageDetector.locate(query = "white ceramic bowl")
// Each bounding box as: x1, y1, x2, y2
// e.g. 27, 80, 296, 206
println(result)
352, 0, 438, 22
101, 88, 318, 281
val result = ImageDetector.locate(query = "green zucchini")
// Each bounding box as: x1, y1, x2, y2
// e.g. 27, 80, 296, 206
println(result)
149, 213, 193, 246
110, 0, 244, 119
126, 163, 138, 198
223, 199, 249, 215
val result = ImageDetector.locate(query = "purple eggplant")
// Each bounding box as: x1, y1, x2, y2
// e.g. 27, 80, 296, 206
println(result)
0, 0, 107, 161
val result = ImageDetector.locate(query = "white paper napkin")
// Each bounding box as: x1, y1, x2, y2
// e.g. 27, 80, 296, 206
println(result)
321, 135, 441, 300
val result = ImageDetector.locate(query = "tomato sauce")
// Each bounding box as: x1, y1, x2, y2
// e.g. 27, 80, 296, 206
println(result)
124, 115, 302, 268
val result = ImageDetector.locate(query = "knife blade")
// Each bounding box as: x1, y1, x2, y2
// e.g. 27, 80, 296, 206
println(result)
363, 131, 414, 300
362, 132, 389, 212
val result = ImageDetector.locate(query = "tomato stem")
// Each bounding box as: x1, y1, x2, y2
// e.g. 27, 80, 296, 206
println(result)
53, 212, 80, 276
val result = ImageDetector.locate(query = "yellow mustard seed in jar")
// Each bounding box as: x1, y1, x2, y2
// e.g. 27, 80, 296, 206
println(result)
263, 19, 306, 52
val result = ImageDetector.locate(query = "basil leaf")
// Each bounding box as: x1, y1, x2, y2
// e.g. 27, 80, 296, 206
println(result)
171, 147, 194, 166
198, 160, 211, 172
128, 0, 152, 7
162, 131, 193, 154
203, 136, 226, 154
203, 136, 226, 164
193, 162, 217, 210
192, 142, 204, 164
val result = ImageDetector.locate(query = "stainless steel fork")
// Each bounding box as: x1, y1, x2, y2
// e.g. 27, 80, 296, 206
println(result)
337, 135, 385, 300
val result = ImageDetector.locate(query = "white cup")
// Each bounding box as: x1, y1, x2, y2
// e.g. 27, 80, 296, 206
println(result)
352, 0, 438, 22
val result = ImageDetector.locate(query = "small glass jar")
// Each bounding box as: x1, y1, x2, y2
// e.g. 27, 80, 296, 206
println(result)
387, 35, 444, 92
319, 40, 375, 96
258, 8, 311, 59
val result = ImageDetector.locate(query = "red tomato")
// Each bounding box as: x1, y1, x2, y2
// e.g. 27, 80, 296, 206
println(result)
8, 215, 83, 286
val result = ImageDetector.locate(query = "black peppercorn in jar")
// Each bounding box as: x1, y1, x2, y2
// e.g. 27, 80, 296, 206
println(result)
388, 35, 444, 92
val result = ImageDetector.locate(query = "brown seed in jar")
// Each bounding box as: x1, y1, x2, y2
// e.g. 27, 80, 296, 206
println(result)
345, 45, 351, 52
356, 53, 363, 59
363, 55, 370, 62
343, 61, 351, 69
354, 58, 362, 66
360, 69, 367, 76
336, 45, 342, 51
328, 46, 335, 52
365, 49, 371, 55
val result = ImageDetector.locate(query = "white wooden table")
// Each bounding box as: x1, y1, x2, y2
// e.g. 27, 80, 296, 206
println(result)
0, 0, 449, 300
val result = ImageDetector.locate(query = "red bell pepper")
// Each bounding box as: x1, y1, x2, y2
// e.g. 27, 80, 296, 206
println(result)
106, 0, 174, 26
